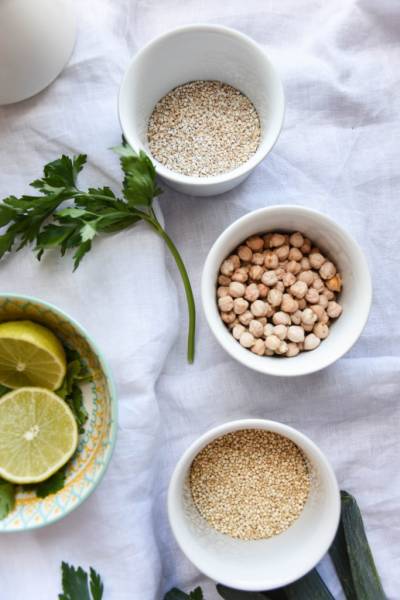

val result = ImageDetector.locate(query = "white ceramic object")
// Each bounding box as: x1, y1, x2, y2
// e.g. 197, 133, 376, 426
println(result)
168, 418, 340, 591
0, 0, 76, 106
202, 205, 372, 376
119, 24, 285, 196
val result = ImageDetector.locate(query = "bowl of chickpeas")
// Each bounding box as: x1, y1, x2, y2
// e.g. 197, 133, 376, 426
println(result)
201, 205, 372, 377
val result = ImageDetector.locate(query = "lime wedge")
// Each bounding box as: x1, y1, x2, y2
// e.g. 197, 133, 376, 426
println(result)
0, 320, 66, 390
0, 387, 78, 484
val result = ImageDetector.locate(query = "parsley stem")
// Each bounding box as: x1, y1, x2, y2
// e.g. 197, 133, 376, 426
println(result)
146, 215, 196, 364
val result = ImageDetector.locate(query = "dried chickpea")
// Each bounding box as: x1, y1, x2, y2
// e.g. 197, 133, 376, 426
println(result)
274, 324, 288, 340
251, 339, 266, 355
282, 272, 296, 288
233, 298, 249, 315
286, 343, 300, 357
289, 232, 304, 248
232, 324, 245, 340
251, 300, 268, 317
252, 252, 265, 265
287, 325, 305, 343
275, 267, 285, 280
220, 259, 235, 276
311, 305, 328, 322
237, 245, 253, 262
281, 294, 299, 314
319, 261, 336, 280
262, 270, 278, 286
301, 308, 317, 325
301, 238, 312, 254
265, 334, 281, 351
272, 311, 291, 326
300, 257, 311, 271
231, 267, 248, 283
270, 233, 286, 248
218, 296, 234, 312
318, 294, 329, 308
264, 323, 274, 337
268, 288, 283, 307
249, 320, 264, 338
327, 301, 342, 319
257, 317, 267, 325
229, 282, 245, 298
240, 331, 255, 348
276, 245, 290, 260
239, 311, 253, 326
304, 333, 321, 350
228, 318, 239, 329
305, 288, 319, 304
228, 255, 241, 270
249, 265, 264, 281
217, 286, 229, 298
263, 233, 273, 248
288, 247, 303, 261
264, 251, 279, 269
218, 274, 231, 286
312, 277, 325, 292
290, 280, 308, 299
287, 260, 301, 274
313, 322, 329, 339
221, 311, 236, 324
244, 283, 260, 302
291, 310, 302, 325
298, 270, 314, 286
246, 235, 264, 251
298, 298, 307, 310
257, 283, 269, 299
276, 341, 289, 355
309, 252, 326, 269
303, 323, 314, 332
324, 288, 335, 300
326, 274, 342, 292
275, 281, 285, 292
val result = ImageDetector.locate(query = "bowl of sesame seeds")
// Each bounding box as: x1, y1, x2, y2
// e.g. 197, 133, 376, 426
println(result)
119, 24, 284, 196
168, 419, 340, 591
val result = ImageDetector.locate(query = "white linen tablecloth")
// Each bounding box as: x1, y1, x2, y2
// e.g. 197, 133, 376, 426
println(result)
0, 1, 399, 598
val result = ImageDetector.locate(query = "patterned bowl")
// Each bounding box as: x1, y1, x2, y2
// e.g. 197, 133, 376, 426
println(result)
0, 294, 117, 532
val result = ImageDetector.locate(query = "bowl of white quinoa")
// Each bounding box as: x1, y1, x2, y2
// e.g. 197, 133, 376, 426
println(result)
201, 205, 372, 376
119, 24, 284, 196
168, 419, 340, 591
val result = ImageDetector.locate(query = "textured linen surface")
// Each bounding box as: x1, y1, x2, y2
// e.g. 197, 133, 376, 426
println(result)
0, 1, 399, 598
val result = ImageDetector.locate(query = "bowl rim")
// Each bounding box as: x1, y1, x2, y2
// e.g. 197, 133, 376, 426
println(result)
167, 418, 341, 590
201, 205, 372, 377
0, 292, 118, 533
118, 23, 285, 188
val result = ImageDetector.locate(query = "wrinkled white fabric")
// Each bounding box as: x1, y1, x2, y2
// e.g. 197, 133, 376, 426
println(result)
0, 1, 399, 598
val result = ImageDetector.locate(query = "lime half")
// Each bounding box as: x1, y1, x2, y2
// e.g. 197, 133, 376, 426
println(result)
0, 387, 78, 484
0, 320, 66, 390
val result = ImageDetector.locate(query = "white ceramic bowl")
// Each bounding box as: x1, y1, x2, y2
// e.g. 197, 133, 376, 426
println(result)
119, 24, 284, 196
168, 419, 340, 591
202, 205, 372, 376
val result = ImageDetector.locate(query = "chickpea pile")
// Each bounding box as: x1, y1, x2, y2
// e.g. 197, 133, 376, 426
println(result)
217, 231, 343, 357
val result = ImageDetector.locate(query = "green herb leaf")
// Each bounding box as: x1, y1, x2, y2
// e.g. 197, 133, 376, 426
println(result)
164, 589, 191, 600
35, 468, 66, 498
0, 478, 16, 520
89, 568, 104, 600
113, 142, 162, 207
216, 585, 273, 599
56, 350, 90, 433
59, 562, 91, 600
0, 384, 10, 397
330, 491, 386, 600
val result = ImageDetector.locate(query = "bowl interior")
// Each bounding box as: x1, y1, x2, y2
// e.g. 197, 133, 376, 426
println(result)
202, 206, 371, 376
169, 421, 340, 590
0, 296, 116, 532
119, 26, 284, 181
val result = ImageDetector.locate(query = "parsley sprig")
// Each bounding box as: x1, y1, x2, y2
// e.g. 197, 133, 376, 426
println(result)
59, 562, 103, 600
0, 143, 196, 362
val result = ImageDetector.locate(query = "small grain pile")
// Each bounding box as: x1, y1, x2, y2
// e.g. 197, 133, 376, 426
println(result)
190, 429, 310, 540
217, 231, 343, 357
147, 80, 261, 177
